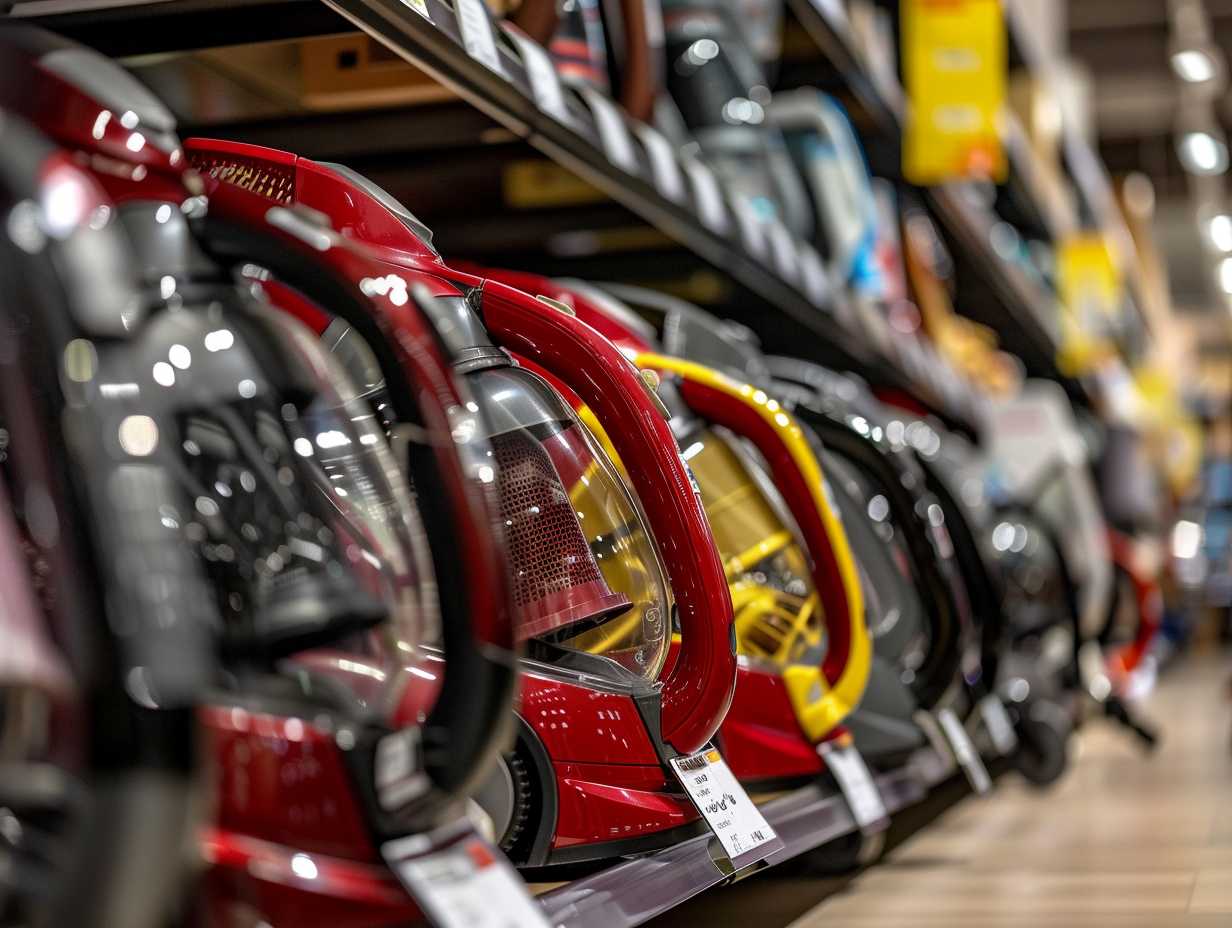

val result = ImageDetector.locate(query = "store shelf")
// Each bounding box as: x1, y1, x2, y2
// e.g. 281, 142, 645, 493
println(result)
16, 0, 978, 428
536, 745, 949, 928
783, 0, 902, 138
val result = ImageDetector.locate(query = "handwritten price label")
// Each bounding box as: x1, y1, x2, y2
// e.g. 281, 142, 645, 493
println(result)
670, 746, 782, 868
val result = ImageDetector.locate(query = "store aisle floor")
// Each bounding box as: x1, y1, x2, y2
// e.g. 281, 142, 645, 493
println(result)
654, 652, 1232, 927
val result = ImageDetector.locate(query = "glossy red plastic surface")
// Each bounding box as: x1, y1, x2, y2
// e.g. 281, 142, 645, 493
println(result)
553, 761, 698, 850
719, 665, 825, 783
203, 705, 377, 861
517, 671, 660, 766
201, 830, 419, 927
0, 43, 196, 203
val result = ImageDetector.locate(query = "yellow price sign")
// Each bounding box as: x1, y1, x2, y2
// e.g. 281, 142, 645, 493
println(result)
902, 0, 1007, 184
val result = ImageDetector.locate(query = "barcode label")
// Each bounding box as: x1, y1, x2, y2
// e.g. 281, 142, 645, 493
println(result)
676, 753, 708, 771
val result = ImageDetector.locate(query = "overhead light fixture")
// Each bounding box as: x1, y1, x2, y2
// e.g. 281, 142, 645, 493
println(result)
1210, 214, 1232, 251
1178, 130, 1229, 175
1219, 255, 1232, 293
1172, 47, 1217, 82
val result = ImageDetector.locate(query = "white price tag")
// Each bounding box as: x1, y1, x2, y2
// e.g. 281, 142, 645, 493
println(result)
575, 85, 640, 174
980, 694, 1019, 756
374, 727, 430, 811
635, 124, 686, 203
819, 739, 888, 833
454, 0, 506, 77
397, 0, 432, 21
732, 198, 768, 258
937, 707, 992, 795
504, 29, 570, 122
684, 159, 728, 233
383, 824, 549, 928
765, 220, 801, 283
670, 746, 782, 868
799, 244, 832, 307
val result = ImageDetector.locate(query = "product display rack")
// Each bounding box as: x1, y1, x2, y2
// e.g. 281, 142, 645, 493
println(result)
536, 746, 953, 928
0, 4, 1079, 924
13, 0, 1030, 435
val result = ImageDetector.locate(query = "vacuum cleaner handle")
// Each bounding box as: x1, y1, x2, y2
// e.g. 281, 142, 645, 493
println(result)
477, 280, 736, 755
639, 353, 871, 741
192, 179, 517, 816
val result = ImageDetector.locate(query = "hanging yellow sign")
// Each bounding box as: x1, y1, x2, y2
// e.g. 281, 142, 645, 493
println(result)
1056, 232, 1122, 375
902, 0, 1007, 184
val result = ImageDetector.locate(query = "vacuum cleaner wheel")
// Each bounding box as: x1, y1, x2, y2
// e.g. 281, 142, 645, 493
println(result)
1010, 701, 1071, 787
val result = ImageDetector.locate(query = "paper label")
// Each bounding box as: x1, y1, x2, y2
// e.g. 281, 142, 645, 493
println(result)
504, 30, 570, 122
766, 219, 801, 283
799, 244, 832, 307
454, 0, 506, 77
937, 707, 992, 794
374, 727, 430, 811
819, 739, 889, 833
383, 824, 549, 928
635, 124, 686, 203
398, 0, 432, 20
684, 159, 729, 233
670, 746, 782, 867
576, 85, 639, 174
732, 198, 768, 258
979, 694, 1019, 756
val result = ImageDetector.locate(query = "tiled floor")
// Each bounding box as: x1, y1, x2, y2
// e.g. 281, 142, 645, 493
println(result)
660, 652, 1232, 926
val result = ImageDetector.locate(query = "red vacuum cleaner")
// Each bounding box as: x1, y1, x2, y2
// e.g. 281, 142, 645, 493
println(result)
182, 138, 747, 874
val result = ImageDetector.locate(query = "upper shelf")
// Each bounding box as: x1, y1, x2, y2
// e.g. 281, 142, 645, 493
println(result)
14, 0, 984, 429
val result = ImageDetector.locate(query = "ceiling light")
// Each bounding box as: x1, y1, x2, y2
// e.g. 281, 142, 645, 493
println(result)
1218, 256, 1232, 293
1210, 214, 1232, 251
1178, 130, 1228, 175
1172, 48, 1216, 82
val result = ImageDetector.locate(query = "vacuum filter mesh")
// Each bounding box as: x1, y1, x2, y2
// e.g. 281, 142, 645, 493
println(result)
490, 428, 627, 641
189, 154, 295, 204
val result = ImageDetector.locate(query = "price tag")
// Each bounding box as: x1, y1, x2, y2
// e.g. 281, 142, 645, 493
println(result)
670, 746, 782, 868
684, 159, 729, 234
765, 220, 801, 284
383, 823, 549, 928
937, 707, 992, 794
819, 739, 889, 833
397, 0, 432, 21
454, 0, 506, 77
979, 694, 1018, 756
799, 244, 832, 307
374, 727, 430, 811
504, 29, 570, 122
635, 124, 686, 203
732, 197, 768, 258
574, 85, 640, 174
